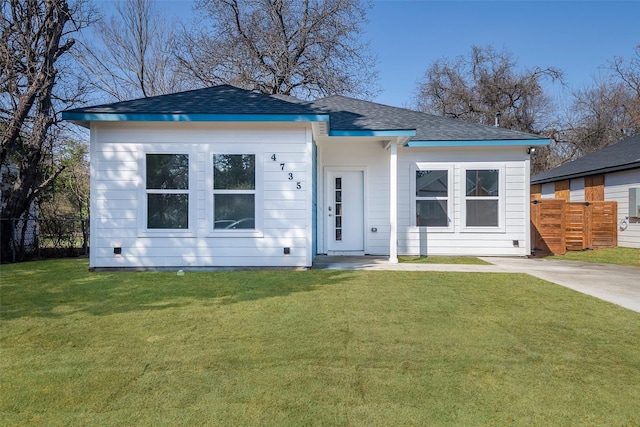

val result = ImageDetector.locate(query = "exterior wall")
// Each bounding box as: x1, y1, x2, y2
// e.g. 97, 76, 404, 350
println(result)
604, 169, 640, 248
541, 183, 555, 199
318, 141, 532, 257
569, 178, 585, 202
556, 169, 640, 248
89, 121, 314, 268
316, 138, 390, 255
397, 146, 531, 257
554, 180, 570, 201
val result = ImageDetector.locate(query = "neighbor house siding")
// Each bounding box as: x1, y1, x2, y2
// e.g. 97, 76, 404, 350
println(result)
604, 169, 640, 248
89, 121, 313, 268
570, 178, 585, 202
397, 146, 530, 256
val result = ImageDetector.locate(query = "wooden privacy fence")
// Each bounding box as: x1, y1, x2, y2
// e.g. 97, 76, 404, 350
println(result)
531, 199, 618, 255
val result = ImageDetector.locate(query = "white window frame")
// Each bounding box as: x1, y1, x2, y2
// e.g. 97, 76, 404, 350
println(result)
207, 147, 264, 238
461, 163, 506, 233
411, 163, 454, 233
138, 148, 196, 237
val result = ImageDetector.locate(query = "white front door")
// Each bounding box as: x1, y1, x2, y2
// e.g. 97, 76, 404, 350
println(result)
326, 170, 364, 253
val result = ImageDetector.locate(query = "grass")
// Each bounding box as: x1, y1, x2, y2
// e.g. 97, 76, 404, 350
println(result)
545, 247, 640, 267
2, 259, 640, 426
399, 255, 490, 265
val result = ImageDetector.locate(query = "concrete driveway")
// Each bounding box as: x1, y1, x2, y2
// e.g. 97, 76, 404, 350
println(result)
312, 255, 640, 313
481, 257, 640, 314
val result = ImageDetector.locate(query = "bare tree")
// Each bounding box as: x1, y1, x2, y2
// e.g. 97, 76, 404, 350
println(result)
179, 0, 378, 100
611, 44, 640, 124
39, 138, 90, 219
555, 45, 640, 162
75, 0, 188, 101
414, 45, 562, 134
1, 0, 89, 260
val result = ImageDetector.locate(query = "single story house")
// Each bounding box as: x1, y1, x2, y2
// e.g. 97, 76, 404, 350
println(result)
531, 134, 640, 248
63, 85, 549, 269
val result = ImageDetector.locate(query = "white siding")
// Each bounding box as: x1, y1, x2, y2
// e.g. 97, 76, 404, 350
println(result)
316, 138, 390, 255
397, 146, 530, 257
318, 141, 532, 257
90, 122, 314, 268
604, 169, 640, 248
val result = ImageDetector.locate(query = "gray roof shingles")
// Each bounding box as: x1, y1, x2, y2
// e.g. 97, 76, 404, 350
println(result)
312, 95, 543, 141
64, 85, 547, 142
531, 134, 640, 184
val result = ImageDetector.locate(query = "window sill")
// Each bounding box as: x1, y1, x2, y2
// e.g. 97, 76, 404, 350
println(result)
138, 229, 196, 238
410, 226, 455, 233
461, 226, 505, 233
208, 229, 264, 238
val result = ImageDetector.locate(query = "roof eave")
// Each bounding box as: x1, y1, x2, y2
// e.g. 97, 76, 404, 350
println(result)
61, 112, 331, 123
405, 138, 550, 148
531, 161, 640, 184
328, 129, 417, 137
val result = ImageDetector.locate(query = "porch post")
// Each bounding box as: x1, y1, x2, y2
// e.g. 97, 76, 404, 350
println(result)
389, 141, 398, 263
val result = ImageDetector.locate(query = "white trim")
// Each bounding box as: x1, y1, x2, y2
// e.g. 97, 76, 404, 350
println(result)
524, 155, 532, 255
138, 147, 197, 237
410, 163, 455, 233
89, 123, 98, 268
389, 142, 398, 263
206, 147, 264, 238
323, 166, 368, 254
460, 163, 506, 233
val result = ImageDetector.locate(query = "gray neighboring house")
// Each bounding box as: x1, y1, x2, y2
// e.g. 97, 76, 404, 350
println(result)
63, 85, 549, 269
531, 134, 640, 248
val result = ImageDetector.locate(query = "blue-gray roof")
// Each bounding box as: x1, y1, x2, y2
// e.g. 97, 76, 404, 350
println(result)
531, 134, 640, 184
312, 95, 543, 141
64, 85, 319, 115
63, 85, 547, 143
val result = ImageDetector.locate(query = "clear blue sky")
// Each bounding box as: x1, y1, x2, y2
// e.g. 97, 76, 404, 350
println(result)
154, 0, 640, 108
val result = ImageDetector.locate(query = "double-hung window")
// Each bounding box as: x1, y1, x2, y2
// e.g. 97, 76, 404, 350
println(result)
416, 169, 449, 227
145, 154, 190, 230
413, 164, 452, 230
212, 154, 256, 230
465, 169, 500, 228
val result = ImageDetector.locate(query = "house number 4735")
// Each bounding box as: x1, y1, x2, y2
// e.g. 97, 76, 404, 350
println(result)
272, 154, 301, 189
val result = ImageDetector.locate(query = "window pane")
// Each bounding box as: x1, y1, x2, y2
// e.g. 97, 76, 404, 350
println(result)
416, 170, 448, 197
147, 194, 189, 229
416, 200, 448, 227
214, 154, 255, 190
146, 154, 189, 189
214, 194, 255, 229
466, 200, 498, 227
466, 170, 499, 196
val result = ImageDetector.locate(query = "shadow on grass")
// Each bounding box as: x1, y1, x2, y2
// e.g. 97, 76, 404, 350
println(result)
0, 259, 354, 320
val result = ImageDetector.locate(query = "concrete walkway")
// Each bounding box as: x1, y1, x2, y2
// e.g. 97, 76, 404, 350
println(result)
312, 255, 640, 313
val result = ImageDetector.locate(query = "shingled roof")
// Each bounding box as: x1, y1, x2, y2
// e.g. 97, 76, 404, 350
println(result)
64, 85, 547, 143
312, 95, 543, 141
64, 85, 318, 116
531, 134, 640, 184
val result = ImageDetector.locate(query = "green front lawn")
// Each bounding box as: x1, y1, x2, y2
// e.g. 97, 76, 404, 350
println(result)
399, 255, 490, 265
2, 259, 639, 426
546, 247, 640, 266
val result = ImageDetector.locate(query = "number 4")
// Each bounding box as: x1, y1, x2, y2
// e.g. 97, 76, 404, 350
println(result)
271, 154, 277, 161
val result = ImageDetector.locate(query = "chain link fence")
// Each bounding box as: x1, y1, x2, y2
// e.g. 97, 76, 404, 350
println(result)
1, 217, 89, 263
